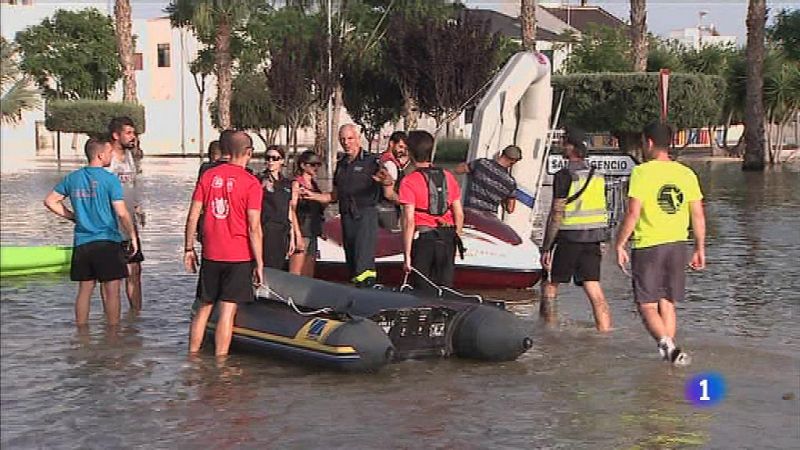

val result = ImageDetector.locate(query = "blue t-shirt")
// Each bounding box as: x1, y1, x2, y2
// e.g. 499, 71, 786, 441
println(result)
54, 167, 125, 247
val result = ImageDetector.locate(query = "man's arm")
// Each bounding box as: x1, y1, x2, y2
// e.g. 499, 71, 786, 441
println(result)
503, 197, 517, 214
43, 191, 75, 222
401, 204, 415, 273
183, 200, 203, 272
113, 200, 138, 254
689, 200, 706, 270
451, 199, 464, 235
614, 197, 642, 271
247, 208, 264, 286
541, 198, 565, 253
453, 162, 470, 175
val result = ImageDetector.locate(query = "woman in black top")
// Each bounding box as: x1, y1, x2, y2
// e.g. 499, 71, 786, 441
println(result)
260, 145, 300, 270
289, 151, 329, 277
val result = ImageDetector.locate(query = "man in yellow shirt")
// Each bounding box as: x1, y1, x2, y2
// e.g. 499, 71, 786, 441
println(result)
615, 123, 706, 366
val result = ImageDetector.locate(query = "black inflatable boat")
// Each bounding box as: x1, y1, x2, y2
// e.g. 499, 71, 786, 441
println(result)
202, 269, 533, 372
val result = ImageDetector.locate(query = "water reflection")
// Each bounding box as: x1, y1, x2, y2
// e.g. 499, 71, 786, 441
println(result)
1, 158, 798, 448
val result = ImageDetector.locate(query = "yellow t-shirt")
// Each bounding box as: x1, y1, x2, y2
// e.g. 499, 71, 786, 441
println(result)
627, 160, 703, 249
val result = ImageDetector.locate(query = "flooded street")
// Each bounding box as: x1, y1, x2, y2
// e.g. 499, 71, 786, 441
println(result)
2, 158, 798, 448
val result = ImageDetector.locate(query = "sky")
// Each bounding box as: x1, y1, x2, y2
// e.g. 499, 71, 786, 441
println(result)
43, 1, 800, 44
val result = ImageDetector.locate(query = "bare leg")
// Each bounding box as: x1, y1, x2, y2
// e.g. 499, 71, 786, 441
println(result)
582, 281, 612, 332
75, 280, 96, 326
658, 298, 677, 338
304, 255, 316, 278
100, 279, 122, 326
288, 252, 305, 276
189, 303, 214, 353
214, 301, 238, 356
637, 302, 668, 341
539, 281, 559, 325
126, 262, 142, 311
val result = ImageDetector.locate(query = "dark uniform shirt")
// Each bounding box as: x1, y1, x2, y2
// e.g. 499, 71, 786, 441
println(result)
333, 151, 382, 216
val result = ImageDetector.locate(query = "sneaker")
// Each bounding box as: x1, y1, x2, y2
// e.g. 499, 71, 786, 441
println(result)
667, 347, 692, 367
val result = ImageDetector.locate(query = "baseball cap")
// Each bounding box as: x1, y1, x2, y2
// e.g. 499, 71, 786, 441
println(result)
501, 145, 523, 161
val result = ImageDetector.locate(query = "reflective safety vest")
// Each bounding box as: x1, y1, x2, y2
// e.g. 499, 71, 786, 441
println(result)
561, 168, 608, 230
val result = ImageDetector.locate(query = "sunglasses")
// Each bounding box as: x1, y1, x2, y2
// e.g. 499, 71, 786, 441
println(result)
304, 162, 322, 167
265, 155, 283, 162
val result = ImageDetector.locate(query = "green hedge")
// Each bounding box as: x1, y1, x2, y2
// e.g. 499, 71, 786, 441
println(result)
434, 138, 470, 163
45, 100, 146, 136
552, 73, 725, 133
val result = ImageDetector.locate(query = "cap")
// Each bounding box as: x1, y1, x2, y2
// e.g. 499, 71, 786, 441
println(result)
501, 145, 523, 161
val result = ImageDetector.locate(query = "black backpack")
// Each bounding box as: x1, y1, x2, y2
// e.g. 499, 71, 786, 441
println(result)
416, 167, 448, 216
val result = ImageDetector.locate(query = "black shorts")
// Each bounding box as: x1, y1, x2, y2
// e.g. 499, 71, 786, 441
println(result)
549, 241, 602, 284
70, 240, 128, 282
631, 242, 688, 304
197, 259, 255, 305
121, 235, 144, 263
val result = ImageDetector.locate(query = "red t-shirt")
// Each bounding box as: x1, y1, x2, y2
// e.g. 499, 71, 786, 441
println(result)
398, 169, 461, 228
193, 163, 263, 262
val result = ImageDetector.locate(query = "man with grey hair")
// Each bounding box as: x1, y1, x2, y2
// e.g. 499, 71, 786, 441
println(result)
307, 124, 393, 287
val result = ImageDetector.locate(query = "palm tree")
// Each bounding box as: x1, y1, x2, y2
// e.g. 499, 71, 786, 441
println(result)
520, 0, 537, 52
115, 0, 137, 102
167, 0, 258, 130
630, 0, 647, 72
0, 38, 40, 125
190, 47, 214, 157
743, 0, 766, 171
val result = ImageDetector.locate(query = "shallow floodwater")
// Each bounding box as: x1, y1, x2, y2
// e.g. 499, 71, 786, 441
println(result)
2, 158, 798, 449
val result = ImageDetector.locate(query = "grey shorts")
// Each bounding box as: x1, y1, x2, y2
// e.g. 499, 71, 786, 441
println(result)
631, 242, 689, 304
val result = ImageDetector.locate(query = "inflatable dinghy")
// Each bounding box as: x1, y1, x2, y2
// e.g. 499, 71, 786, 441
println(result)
0, 246, 72, 277
202, 268, 533, 372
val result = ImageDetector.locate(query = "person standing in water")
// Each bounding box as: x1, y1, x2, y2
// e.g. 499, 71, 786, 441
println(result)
107, 116, 145, 311
44, 137, 138, 326
259, 145, 300, 270
616, 122, 706, 366
184, 130, 264, 357
539, 127, 612, 332
291, 151, 329, 277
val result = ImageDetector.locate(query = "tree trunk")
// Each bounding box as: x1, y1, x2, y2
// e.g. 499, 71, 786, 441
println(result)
743, 0, 766, 171
630, 0, 648, 72
402, 93, 418, 131
215, 18, 233, 130
331, 81, 343, 147
115, 0, 137, 102
313, 105, 327, 158
520, 0, 537, 52
198, 87, 205, 158
192, 72, 207, 157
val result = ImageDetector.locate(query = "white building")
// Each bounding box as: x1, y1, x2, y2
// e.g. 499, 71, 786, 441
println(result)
669, 27, 737, 49
1, 0, 216, 166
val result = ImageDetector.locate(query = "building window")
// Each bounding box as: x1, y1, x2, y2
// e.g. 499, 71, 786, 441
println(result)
157, 44, 170, 68
133, 53, 143, 71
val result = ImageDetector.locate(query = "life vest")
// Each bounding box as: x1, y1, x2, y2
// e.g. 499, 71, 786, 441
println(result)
415, 167, 449, 217
295, 175, 325, 237
561, 167, 608, 230
260, 173, 292, 227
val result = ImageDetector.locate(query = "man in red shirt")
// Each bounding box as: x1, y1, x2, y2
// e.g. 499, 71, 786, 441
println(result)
398, 131, 464, 290
183, 130, 264, 357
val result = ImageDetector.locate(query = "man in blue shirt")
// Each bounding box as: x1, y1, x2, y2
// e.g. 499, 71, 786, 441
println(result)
44, 137, 138, 326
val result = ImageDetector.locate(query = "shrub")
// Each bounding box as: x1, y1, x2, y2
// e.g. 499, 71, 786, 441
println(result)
45, 99, 145, 136
552, 73, 725, 133
434, 138, 470, 163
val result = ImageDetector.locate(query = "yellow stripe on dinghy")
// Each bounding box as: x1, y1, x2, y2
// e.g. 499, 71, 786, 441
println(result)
209, 318, 358, 355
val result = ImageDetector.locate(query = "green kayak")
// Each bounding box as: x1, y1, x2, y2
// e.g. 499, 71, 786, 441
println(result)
0, 246, 72, 277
